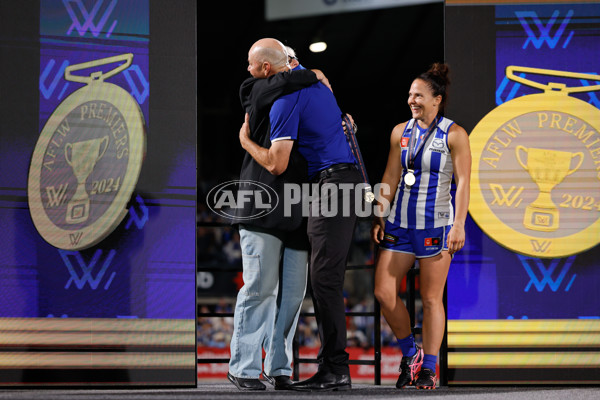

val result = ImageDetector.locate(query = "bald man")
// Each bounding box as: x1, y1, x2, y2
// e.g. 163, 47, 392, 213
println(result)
227, 38, 325, 391
238, 38, 362, 392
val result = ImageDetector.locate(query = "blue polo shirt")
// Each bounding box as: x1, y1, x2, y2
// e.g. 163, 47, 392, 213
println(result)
269, 67, 356, 179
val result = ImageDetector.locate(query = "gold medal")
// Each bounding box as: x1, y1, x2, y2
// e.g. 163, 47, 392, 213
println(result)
28, 54, 146, 250
469, 66, 600, 258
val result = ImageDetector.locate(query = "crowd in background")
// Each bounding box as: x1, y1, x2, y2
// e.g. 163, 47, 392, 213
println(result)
197, 296, 424, 350
197, 189, 424, 351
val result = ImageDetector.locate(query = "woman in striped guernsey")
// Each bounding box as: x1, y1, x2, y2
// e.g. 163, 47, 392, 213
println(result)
371, 63, 471, 390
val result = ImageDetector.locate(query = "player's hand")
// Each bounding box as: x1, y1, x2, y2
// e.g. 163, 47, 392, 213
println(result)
446, 224, 465, 255
371, 218, 385, 244
342, 113, 357, 134
311, 69, 332, 92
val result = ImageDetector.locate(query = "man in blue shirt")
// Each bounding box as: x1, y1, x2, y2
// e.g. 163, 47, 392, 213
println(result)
228, 39, 324, 392
240, 38, 362, 392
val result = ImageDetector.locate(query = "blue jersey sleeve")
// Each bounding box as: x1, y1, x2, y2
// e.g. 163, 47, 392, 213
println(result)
269, 92, 300, 143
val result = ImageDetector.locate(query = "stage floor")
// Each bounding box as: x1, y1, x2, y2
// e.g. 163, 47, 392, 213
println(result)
0, 384, 598, 400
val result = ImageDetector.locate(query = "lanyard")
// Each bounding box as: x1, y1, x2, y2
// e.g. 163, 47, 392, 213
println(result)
342, 113, 374, 202
407, 115, 439, 170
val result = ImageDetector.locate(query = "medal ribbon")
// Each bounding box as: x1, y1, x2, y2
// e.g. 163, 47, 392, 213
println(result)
407, 115, 440, 170
342, 113, 374, 202
65, 53, 133, 84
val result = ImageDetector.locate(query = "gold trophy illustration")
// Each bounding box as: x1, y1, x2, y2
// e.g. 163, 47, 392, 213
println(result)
64, 136, 109, 224
515, 145, 583, 232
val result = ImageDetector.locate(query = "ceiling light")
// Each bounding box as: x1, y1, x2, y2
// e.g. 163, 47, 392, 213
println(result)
309, 41, 327, 53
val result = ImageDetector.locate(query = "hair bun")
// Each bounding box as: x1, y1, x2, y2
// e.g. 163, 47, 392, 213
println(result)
428, 63, 450, 86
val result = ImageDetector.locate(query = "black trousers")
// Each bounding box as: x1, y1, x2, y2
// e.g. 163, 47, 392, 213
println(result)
307, 167, 362, 375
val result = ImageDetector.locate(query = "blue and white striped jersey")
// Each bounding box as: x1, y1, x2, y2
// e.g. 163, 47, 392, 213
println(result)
387, 116, 455, 229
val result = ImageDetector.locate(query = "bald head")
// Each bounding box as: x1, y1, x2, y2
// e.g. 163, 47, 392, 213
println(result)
247, 38, 290, 78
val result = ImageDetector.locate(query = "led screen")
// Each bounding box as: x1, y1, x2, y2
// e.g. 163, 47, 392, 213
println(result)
445, 0, 600, 385
0, 0, 196, 386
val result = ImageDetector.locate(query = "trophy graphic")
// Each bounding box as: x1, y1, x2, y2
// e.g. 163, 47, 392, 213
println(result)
64, 136, 109, 224
516, 145, 583, 232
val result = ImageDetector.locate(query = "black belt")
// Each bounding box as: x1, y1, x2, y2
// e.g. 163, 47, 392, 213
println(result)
315, 163, 356, 181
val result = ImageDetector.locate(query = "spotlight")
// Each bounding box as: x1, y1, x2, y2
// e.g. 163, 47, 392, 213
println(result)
309, 41, 327, 53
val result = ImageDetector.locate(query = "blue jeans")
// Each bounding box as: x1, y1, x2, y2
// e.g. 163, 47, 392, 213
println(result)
228, 225, 308, 378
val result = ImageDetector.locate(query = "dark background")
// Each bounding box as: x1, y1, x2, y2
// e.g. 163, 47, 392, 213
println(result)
198, 1, 445, 193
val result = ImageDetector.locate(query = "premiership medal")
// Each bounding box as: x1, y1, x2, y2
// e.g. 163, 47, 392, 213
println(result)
405, 116, 439, 187
469, 66, 600, 258
404, 170, 416, 186
364, 186, 375, 203
28, 53, 146, 250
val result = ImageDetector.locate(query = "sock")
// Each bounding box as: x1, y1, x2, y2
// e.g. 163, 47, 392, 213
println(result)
397, 334, 416, 357
422, 354, 437, 371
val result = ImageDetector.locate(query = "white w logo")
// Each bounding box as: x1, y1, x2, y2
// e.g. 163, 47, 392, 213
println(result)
46, 184, 69, 208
